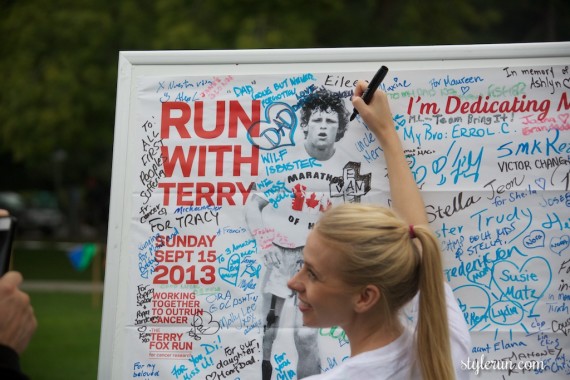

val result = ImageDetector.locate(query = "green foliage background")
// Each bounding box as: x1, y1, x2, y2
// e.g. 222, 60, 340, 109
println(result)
0, 2, 569, 379
1, 0, 569, 189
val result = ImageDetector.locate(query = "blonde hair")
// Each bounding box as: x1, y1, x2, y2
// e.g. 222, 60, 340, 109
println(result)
313, 203, 454, 380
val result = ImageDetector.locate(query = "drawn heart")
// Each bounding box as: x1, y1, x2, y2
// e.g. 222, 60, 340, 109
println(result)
549, 235, 570, 255
492, 257, 552, 317
218, 253, 241, 286
534, 178, 546, 190
559, 113, 569, 125
247, 102, 297, 150
461, 86, 470, 95
523, 230, 545, 249
453, 284, 491, 331
466, 262, 493, 289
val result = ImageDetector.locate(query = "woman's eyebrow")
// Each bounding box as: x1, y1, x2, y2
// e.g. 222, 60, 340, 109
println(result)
303, 259, 320, 275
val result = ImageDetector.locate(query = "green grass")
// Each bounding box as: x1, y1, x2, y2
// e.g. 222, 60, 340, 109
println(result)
10, 245, 104, 379
20, 292, 102, 380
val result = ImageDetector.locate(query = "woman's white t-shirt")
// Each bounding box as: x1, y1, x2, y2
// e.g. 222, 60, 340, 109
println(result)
304, 283, 472, 380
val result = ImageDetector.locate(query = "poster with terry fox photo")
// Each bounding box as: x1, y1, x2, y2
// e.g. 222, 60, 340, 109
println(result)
114, 59, 570, 379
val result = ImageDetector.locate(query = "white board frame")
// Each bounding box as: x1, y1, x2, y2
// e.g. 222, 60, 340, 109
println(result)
98, 42, 570, 379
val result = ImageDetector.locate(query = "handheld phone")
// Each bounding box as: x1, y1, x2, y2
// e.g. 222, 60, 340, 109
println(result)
0, 216, 17, 275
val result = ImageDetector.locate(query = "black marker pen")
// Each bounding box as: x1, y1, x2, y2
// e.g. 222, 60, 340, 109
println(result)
350, 65, 389, 121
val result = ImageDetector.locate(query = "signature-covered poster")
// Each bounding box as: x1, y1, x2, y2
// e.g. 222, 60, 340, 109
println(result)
119, 63, 570, 379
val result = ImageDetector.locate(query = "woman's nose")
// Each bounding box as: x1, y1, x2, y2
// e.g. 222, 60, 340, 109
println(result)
287, 272, 301, 292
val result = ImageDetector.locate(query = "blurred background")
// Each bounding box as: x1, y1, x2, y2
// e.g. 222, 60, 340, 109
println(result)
1, 0, 569, 378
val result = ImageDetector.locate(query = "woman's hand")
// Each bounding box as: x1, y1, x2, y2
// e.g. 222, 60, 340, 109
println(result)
352, 81, 395, 143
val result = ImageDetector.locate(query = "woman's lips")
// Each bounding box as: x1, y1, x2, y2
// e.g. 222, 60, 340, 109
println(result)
298, 298, 311, 312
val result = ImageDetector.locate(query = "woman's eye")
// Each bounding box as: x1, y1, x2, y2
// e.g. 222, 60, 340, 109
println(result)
307, 269, 317, 280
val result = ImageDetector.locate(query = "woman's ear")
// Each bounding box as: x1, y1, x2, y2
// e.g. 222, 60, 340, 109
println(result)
353, 285, 381, 313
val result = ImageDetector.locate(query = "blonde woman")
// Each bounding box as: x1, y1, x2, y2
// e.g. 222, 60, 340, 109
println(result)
287, 83, 471, 379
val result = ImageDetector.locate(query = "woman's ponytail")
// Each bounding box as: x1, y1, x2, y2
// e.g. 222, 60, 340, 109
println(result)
414, 225, 455, 380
